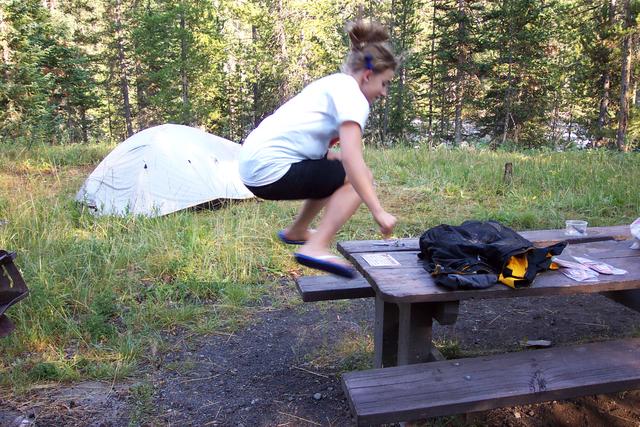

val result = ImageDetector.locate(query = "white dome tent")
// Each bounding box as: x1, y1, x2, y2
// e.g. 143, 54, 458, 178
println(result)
76, 124, 254, 217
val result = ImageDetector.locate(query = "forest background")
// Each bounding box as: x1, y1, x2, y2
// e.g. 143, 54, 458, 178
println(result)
1, 0, 639, 151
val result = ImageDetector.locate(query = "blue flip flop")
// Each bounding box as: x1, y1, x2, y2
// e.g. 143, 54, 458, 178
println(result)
294, 253, 356, 279
277, 229, 307, 245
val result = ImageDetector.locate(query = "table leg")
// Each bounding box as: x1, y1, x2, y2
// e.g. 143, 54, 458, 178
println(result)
397, 302, 435, 366
374, 295, 398, 368
601, 290, 640, 314
433, 301, 460, 325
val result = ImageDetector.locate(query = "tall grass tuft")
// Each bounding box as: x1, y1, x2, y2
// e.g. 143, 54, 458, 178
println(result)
1, 142, 638, 391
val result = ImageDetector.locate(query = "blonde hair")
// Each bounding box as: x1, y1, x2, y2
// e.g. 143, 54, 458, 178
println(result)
343, 21, 398, 74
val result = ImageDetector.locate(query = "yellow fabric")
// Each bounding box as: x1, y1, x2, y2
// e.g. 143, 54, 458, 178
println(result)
498, 252, 562, 289
498, 254, 529, 289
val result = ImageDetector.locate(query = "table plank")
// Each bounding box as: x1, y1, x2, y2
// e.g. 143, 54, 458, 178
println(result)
295, 274, 374, 302
349, 240, 640, 303
338, 225, 631, 255
347, 240, 639, 268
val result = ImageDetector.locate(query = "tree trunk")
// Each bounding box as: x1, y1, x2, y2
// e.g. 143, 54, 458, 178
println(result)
439, 81, 446, 140
503, 162, 513, 184
500, 60, 512, 148
180, 7, 190, 125
567, 104, 574, 145
394, 0, 414, 142
80, 106, 88, 144
634, 32, 640, 107
106, 71, 115, 142
381, 0, 397, 146
135, 62, 148, 129
396, 65, 406, 140
115, 0, 134, 137
252, 25, 260, 128
133, 0, 148, 128
616, 0, 633, 152
0, 7, 7, 64
274, 0, 289, 102
453, 0, 466, 146
0, 8, 8, 92
66, 101, 76, 143
500, 10, 514, 149
550, 94, 559, 144
597, 0, 616, 144
427, 0, 437, 148
597, 71, 611, 131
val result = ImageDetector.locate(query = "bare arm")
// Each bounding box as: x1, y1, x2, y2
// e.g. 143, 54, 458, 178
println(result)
339, 121, 396, 237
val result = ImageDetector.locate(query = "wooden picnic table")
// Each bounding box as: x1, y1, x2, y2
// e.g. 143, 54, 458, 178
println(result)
337, 225, 639, 368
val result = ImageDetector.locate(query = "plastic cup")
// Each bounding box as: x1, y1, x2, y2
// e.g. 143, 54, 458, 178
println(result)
565, 220, 588, 236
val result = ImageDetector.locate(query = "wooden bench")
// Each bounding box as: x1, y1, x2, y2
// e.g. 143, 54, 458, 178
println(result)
342, 338, 640, 426
295, 225, 631, 303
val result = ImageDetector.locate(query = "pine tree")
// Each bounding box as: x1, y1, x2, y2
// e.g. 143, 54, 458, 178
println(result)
384, 0, 422, 144
0, 0, 96, 144
478, 0, 559, 148
616, 0, 637, 151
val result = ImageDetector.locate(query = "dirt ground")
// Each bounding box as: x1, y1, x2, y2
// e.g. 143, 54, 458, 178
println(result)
2, 287, 640, 427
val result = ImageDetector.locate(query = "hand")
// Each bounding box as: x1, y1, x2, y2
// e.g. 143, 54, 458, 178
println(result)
374, 210, 397, 239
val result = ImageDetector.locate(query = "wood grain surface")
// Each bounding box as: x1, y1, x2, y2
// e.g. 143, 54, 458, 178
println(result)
337, 225, 631, 255
345, 239, 640, 303
342, 338, 640, 425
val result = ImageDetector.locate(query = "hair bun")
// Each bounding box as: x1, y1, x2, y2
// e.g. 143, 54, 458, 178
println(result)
347, 21, 389, 51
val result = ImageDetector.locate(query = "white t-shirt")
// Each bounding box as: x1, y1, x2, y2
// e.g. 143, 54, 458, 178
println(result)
239, 73, 370, 187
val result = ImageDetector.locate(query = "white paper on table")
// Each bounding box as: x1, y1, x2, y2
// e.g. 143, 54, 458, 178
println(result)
560, 267, 600, 282
362, 253, 401, 267
572, 256, 627, 275
551, 257, 592, 270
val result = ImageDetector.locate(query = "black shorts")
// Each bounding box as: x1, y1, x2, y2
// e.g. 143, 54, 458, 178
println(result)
245, 158, 346, 200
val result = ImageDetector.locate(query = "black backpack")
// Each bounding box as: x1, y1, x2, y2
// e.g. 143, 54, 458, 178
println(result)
418, 220, 566, 290
0, 250, 29, 337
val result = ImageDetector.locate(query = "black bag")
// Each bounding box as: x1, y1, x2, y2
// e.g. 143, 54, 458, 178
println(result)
0, 250, 29, 337
418, 220, 566, 290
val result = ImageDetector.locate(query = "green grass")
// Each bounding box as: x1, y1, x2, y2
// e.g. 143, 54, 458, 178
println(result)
129, 381, 155, 426
434, 338, 462, 360
1, 142, 639, 392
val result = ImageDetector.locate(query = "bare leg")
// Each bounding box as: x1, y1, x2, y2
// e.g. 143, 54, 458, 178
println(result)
297, 182, 362, 262
283, 197, 328, 241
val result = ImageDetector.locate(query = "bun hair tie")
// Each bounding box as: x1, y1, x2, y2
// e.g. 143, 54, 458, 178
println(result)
364, 53, 374, 70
